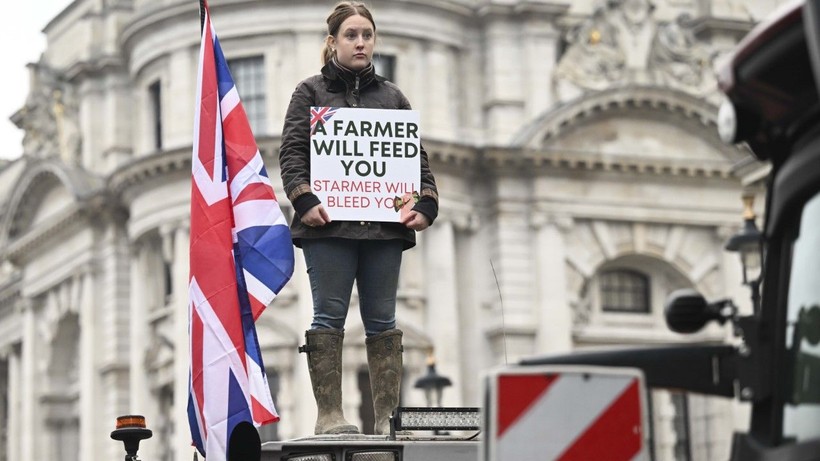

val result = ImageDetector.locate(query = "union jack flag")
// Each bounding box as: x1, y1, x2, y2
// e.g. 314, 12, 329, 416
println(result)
188, 2, 294, 459
310, 106, 339, 134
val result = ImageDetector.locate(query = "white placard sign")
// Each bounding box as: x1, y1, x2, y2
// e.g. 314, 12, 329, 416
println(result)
310, 107, 421, 222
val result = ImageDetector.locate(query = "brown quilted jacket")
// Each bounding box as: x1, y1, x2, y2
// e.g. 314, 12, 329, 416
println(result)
279, 60, 439, 249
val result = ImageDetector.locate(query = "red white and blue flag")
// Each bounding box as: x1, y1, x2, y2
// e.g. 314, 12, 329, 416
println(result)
188, 1, 294, 459
310, 106, 339, 134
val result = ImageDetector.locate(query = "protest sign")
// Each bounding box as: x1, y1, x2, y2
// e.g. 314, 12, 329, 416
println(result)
310, 107, 421, 222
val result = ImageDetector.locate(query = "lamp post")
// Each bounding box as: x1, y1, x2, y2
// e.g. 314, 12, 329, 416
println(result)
725, 193, 763, 312
413, 352, 452, 408
110, 415, 152, 461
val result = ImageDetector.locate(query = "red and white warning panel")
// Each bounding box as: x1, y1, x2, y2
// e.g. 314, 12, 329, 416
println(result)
483, 366, 649, 461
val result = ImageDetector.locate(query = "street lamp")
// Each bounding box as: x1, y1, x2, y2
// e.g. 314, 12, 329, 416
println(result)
725, 193, 763, 312
413, 351, 452, 408
110, 415, 152, 461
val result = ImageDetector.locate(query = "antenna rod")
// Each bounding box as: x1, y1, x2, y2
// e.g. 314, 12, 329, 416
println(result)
490, 260, 508, 365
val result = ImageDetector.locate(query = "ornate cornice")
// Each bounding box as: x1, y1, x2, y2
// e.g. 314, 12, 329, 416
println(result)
107, 147, 190, 198
476, 2, 570, 21
423, 140, 477, 168
63, 55, 128, 83
485, 145, 735, 178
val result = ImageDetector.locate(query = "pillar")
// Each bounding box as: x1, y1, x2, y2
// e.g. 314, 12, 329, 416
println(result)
423, 218, 462, 405
532, 213, 573, 353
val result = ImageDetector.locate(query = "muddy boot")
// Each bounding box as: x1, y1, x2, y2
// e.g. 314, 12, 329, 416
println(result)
366, 329, 403, 435
299, 329, 359, 435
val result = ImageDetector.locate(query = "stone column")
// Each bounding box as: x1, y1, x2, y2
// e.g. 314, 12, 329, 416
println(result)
423, 43, 455, 140
128, 241, 157, 461
6, 345, 20, 461
650, 390, 677, 461
78, 270, 102, 461
166, 50, 195, 150
102, 73, 134, 172
522, 13, 562, 118
532, 213, 573, 354
169, 222, 194, 461
478, 3, 568, 143
20, 300, 38, 461
452, 212, 482, 405
423, 218, 462, 405
479, 12, 525, 143
487, 179, 537, 363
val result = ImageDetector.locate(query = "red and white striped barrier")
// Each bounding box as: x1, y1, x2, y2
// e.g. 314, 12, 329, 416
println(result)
484, 366, 649, 461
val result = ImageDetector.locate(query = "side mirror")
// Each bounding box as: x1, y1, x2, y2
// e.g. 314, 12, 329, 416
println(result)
665, 289, 736, 334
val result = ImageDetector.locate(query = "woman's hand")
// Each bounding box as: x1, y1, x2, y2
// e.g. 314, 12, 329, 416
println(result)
301, 204, 331, 227
400, 210, 431, 231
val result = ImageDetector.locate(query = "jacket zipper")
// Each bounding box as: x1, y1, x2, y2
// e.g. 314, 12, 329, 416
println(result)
352, 76, 360, 107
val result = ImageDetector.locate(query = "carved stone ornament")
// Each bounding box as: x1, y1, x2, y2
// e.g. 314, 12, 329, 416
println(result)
621, 0, 654, 29
554, 5, 625, 92
649, 13, 717, 92
14, 64, 82, 163
553, 0, 718, 100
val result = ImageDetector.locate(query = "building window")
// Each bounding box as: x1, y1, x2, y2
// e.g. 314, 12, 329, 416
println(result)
600, 269, 650, 313
671, 392, 692, 460
149, 80, 162, 150
163, 260, 173, 300
373, 54, 396, 82
227, 57, 266, 135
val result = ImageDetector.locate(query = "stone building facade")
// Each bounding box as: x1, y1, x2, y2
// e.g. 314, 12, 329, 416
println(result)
0, 0, 780, 460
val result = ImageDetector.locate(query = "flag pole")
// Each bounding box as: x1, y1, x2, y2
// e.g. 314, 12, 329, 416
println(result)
199, 0, 207, 34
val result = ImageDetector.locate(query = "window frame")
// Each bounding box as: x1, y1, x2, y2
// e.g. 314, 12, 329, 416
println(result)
599, 268, 652, 314
226, 56, 267, 135
148, 80, 162, 150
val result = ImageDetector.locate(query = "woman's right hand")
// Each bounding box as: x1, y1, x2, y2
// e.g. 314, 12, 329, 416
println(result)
301, 204, 331, 228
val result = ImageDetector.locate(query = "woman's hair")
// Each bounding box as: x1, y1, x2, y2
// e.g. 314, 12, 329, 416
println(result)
322, 1, 376, 65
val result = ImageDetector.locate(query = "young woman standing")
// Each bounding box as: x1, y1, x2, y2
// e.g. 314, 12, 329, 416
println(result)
279, 1, 438, 435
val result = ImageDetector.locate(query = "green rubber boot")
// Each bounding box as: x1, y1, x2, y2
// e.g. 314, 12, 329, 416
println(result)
366, 329, 403, 435
300, 329, 359, 435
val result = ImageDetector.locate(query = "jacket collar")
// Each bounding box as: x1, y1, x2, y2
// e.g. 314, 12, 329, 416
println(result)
321, 58, 383, 92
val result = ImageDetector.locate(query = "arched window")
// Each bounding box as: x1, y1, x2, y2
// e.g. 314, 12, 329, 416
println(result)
599, 269, 650, 313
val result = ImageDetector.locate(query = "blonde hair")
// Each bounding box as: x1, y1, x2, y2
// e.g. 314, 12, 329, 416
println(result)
322, 1, 377, 65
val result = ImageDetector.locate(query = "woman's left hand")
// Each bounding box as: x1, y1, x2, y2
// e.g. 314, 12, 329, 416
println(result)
400, 210, 431, 231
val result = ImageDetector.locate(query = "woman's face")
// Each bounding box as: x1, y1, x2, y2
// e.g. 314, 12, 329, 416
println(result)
330, 14, 375, 71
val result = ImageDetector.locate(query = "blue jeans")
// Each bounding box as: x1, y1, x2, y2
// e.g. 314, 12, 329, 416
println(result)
302, 238, 403, 337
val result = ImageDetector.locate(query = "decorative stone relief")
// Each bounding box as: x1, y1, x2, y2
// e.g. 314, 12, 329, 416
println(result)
553, 0, 718, 102
14, 64, 82, 164
649, 13, 716, 93
554, 5, 625, 94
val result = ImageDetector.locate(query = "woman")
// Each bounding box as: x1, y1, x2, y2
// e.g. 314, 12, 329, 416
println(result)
279, 1, 439, 435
